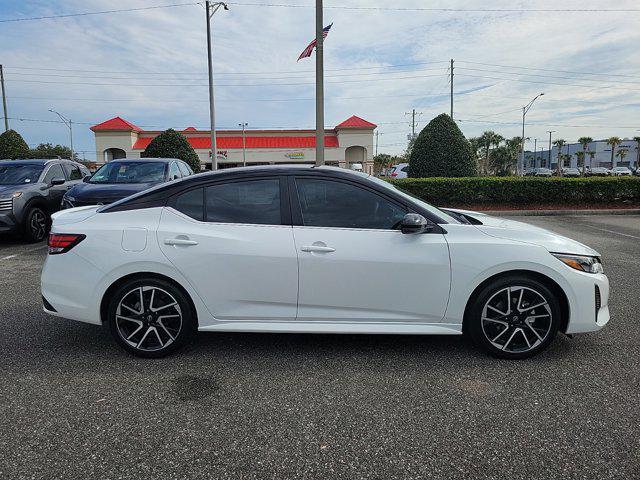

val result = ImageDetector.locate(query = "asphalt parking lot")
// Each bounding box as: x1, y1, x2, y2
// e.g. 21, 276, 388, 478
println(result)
1, 215, 639, 479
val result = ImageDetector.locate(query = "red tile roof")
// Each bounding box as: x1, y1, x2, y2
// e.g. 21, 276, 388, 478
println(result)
90, 116, 142, 132
335, 115, 377, 129
132, 135, 340, 150
182, 127, 198, 132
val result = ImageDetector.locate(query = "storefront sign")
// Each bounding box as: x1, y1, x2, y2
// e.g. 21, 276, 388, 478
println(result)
285, 151, 305, 160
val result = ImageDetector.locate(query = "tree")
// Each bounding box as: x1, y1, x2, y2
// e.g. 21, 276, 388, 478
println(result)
616, 148, 628, 166
606, 136, 621, 169
373, 153, 401, 174
633, 136, 640, 170
29, 143, 77, 161
488, 146, 515, 176
575, 151, 585, 172
478, 131, 504, 175
552, 139, 566, 174
587, 151, 596, 170
407, 114, 477, 178
577, 136, 593, 176
0, 129, 30, 160
142, 128, 200, 172
402, 136, 416, 160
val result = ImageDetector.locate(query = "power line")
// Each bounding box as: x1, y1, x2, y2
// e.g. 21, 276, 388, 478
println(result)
456, 67, 640, 86
456, 118, 640, 129
1, 2, 637, 23
458, 60, 640, 80
0, 2, 199, 23
456, 73, 640, 92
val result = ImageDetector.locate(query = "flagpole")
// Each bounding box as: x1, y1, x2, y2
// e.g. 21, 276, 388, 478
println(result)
315, 0, 324, 166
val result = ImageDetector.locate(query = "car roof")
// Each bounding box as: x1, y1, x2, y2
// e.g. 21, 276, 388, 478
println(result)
105, 157, 181, 163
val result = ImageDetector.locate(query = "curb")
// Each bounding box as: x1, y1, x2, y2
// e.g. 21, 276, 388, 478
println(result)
482, 209, 640, 217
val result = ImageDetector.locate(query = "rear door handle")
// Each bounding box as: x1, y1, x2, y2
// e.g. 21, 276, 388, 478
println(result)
164, 238, 199, 246
301, 245, 335, 253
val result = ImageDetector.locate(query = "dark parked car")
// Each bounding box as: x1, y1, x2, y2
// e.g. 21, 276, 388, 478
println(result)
61, 158, 194, 209
0, 159, 90, 242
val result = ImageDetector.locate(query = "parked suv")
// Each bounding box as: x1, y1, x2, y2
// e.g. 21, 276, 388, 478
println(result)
0, 159, 90, 242
61, 158, 193, 209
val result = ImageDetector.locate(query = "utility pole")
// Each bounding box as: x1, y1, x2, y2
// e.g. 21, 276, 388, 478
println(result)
532, 138, 537, 169
547, 130, 555, 168
239, 122, 248, 167
0, 65, 8, 131
49, 109, 74, 160
450, 59, 454, 119
315, 0, 325, 166
519, 92, 544, 175
375, 131, 379, 156
205, 1, 228, 171
405, 109, 422, 139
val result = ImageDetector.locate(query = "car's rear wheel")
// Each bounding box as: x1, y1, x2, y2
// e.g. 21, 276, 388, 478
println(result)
23, 207, 48, 243
107, 278, 196, 358
466, 276, 561, 359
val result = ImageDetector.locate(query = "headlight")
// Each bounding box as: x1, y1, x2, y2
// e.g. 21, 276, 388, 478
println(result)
552, 253, 604, 274
12, 192, 22, 198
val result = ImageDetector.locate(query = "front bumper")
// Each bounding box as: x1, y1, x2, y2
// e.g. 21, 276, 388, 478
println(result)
565, 271, 610, 334
0, 212, 20, 234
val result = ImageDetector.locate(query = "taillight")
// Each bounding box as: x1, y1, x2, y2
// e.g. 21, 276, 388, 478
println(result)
48, 233, 86, 254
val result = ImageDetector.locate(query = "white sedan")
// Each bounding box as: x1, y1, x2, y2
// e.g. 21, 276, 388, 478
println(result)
41, 166, 610, 359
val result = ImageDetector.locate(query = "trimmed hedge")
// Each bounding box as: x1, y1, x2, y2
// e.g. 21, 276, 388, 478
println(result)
389, 177, 640, 206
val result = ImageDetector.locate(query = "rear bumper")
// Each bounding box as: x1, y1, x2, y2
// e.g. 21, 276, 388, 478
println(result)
41, 250, 106, 325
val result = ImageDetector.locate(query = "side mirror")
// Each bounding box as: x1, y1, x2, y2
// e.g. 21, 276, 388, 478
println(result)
83, 175, 91, 183
400, 213, 431, 234
50, 178, 66, 186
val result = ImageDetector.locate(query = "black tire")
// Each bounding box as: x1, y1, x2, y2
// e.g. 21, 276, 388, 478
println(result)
107, 277, 196, 358
465, 275, 561, 359
23, 206, 49, 243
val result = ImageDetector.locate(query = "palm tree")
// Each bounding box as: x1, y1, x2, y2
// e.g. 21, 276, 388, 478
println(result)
577, 136, 593, 176
552, 139, 566, 174
587, 151, 596, 172
606, 136, 621, 168
633, 136, 640, 170
616, 148, 628, 167
478, 131, 504, 175
575, 151, 585, 172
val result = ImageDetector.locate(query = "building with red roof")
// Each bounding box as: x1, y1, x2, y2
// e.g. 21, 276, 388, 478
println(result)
91, 115, 377, 172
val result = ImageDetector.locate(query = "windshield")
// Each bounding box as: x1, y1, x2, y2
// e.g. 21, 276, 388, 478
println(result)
90, 161, 166, 184
0, 164, 44, 185
365, 174, 461, 224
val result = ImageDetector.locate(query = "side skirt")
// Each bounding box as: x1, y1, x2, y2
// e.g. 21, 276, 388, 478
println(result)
199, 322, 463, 335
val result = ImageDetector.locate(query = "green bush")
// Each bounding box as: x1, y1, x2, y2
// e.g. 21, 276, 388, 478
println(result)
0, 129, 30, 160
408, 113, 477, 178
389, 177, 640, 207
142, 128, 201, 172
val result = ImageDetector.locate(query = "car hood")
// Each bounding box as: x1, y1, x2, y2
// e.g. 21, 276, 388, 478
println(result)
446, 208, 600, 257
0, 183, 36, 197
67, 182, 157, 204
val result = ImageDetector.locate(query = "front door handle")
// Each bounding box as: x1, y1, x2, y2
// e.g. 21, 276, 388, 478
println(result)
164, 238, 199, 246
301, 245, 335, 253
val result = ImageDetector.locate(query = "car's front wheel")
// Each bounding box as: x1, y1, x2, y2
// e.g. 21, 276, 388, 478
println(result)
23, 206, 48, 243
107, 278, 196, 358
466, 276, 561, 359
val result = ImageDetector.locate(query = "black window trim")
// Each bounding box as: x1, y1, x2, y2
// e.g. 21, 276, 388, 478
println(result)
167, 175, 291, 226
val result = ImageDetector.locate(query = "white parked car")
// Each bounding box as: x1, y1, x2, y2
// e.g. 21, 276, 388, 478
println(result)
41, 166, 609, 359
388, 163, 409, 178
610, 166, 632, 176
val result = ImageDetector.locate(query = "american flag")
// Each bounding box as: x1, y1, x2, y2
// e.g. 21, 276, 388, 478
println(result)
297, 23, 332, 61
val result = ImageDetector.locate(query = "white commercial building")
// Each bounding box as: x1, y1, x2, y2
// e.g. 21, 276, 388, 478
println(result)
90, 115, 377, 173
525, 139, 640, 170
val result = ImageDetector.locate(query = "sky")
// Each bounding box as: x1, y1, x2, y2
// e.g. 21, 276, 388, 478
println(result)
1, 0, 639, 160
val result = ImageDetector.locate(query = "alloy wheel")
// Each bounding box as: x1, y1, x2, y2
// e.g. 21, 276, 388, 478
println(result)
115, 286, 183, 352
30, 211, 47, 241
481, 286, 553, 354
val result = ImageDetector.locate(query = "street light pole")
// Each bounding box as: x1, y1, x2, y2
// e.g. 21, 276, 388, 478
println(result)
547, 130, 555, 168
315, 0, 325, 166
519, 92, 544, 175
49, 109, 73, 160
239, 122, 248, 167
205, 1, 228, 171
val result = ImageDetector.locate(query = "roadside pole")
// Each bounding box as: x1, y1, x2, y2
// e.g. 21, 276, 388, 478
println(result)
450, 59, 454, 119
315, 0, 325, 166
206, 2, 228, 170
0, 65, 8, 131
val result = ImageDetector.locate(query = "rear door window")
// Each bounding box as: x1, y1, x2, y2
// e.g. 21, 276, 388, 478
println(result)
205, 179, 281, 225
